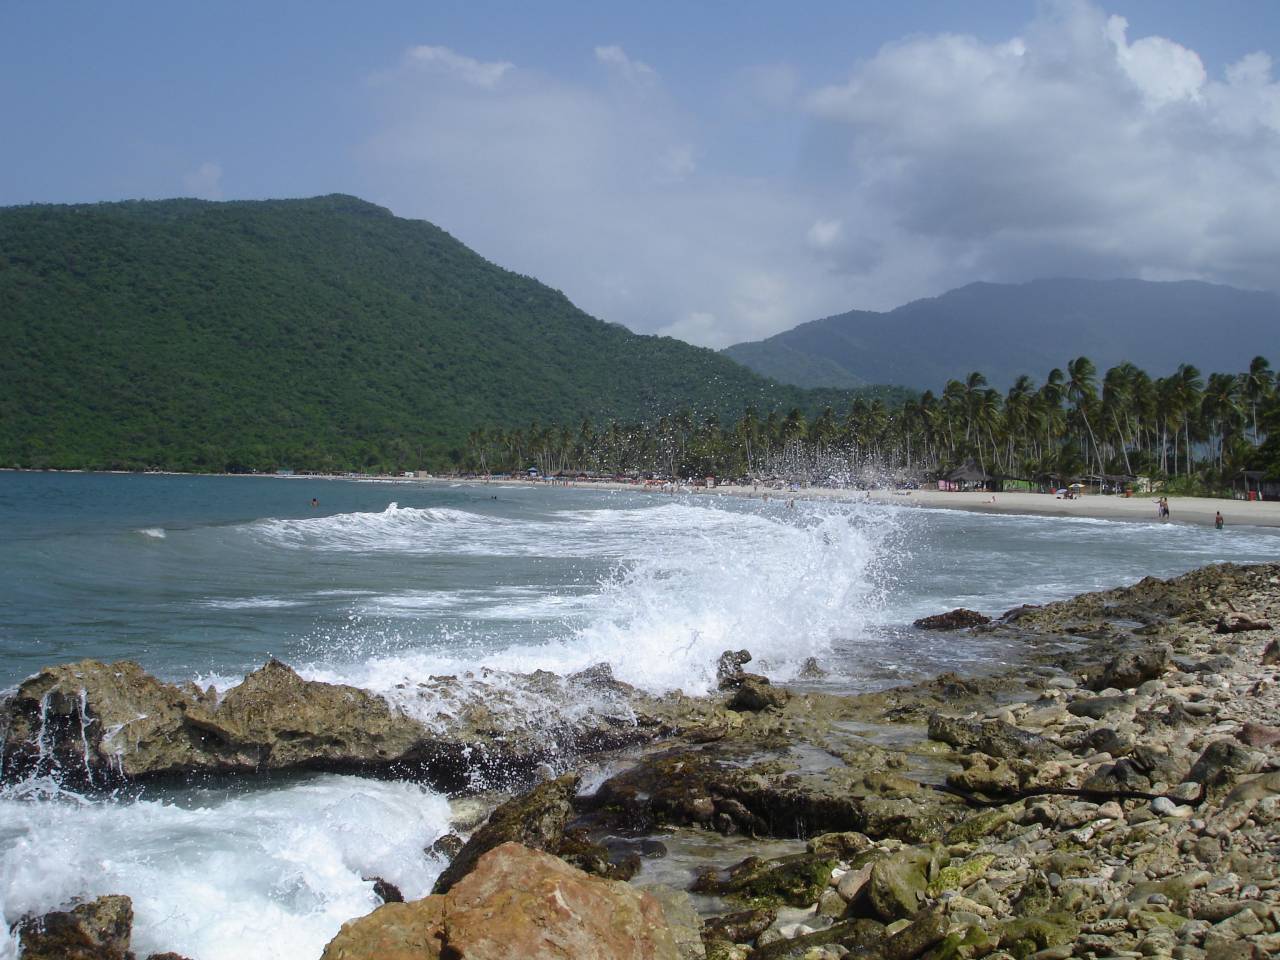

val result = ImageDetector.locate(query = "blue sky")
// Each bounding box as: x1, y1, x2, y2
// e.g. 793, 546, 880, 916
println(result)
4, 1, 1279, 346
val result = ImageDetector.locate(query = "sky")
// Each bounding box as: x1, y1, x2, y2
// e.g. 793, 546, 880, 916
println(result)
3, 1, 1279, 348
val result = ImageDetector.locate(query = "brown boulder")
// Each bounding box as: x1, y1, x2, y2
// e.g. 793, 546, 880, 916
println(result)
321, 897, 447, 960
1216, 614, 1272, 634
14, 894, 133, 960
323, 842, 679, 960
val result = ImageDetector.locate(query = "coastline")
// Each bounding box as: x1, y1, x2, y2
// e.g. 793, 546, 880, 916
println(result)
435, 475, 1280, 529
10, 561, 1280, 958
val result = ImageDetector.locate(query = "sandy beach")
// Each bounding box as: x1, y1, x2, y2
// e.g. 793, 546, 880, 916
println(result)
458, 476, 1280, 529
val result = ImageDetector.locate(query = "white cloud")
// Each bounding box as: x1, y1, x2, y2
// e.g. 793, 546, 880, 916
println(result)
594, 45, 656, 86
407, 45, 512, 88
182, 161, 223, 199
357, 5, 1280, 349
807, 219, 843, 249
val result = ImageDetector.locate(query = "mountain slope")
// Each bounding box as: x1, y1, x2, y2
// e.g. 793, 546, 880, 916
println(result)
1, 195, 861, 472
724, 279, 1280, 390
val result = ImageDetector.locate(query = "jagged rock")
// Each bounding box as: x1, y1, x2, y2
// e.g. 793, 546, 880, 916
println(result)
430, 833, 464, 859
323, 842, 679, 960
1066, 694, 1136, 719
702, 907, 777, 945
806, 831, 873, 859
927, 714, 1056, 760
1090, 646, 1169, 691
797, 657, 828, 679
0, 658, 664, 790
717, 650, 754, 689
881, 907, 948, 960
1189, 740, 1262, 796
432, 773, 579, 894
867, 846, 934, 921
1263, 639, 1280, 665
912, 609, 991, 630
364, 876, 404, 903
697, 853, 836, 909
727, 677, 790, 712
14, 894, 133, 960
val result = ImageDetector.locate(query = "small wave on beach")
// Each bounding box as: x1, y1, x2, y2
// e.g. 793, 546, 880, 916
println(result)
136, 527, 166, 539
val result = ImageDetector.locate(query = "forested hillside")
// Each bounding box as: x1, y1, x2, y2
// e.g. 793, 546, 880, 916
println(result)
0, 195, 901, 472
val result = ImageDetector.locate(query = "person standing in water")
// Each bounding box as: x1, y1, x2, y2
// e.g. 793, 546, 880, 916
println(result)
1215, 511, 1224, 530
311, 498, 319, 508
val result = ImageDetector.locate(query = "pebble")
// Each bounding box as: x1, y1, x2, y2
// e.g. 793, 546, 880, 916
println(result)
1152, 797, 1178, 816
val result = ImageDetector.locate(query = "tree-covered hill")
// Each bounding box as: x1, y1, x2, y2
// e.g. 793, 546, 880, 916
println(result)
0, 195, 902, 472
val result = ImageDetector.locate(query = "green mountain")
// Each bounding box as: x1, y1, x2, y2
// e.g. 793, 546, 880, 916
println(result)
724, 279, 1280, 391
0, 195, 898, 472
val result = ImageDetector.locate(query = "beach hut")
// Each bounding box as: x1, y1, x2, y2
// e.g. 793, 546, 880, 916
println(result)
941, 463, 994, 492
1236, 470, 1280, 501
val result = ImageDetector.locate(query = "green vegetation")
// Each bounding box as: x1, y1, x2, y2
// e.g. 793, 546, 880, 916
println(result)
0, 195, 902, 473
470, 356, 1278, 492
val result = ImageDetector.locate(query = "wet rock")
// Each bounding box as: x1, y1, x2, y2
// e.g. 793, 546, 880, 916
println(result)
323, 842, 679, 960
806, 831, 872, 859
718, 650, 754, 689
913, 609, 991, 631
1090, 646, 1169, 691
927, 714, 1056, 760
0, 658, 664, 790
430, 833, 464, 859
728, 678, 791, 712
749, 918, 886, 960
364, 876, 404, 903
432, 773, 579, 894
702, 906, 777, 945
798, 657, 828, 680
14, 894, 134, 960
699, 853, 837, 909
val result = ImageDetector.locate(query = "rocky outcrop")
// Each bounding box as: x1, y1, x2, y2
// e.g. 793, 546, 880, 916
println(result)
13, 895, 134, 960
0, 659, 662, 790
911, 608, 991, 630
322, 842, 679, 960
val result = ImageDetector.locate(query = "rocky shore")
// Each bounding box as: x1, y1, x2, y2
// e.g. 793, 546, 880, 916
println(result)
6, 562, 1280, 959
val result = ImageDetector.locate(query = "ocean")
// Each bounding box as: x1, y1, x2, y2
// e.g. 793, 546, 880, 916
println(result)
2, 472, 1276, 958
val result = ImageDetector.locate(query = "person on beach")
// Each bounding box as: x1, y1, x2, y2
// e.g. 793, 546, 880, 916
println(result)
1216, 511, 1224, 530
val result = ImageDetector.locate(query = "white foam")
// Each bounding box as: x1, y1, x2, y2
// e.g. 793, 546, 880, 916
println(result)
301, 500, 892, 700
137, 528, 166, 539
0, 776, 451, 960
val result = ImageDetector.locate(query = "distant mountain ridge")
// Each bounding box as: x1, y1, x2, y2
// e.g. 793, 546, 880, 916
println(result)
0, 194, 898, 472
723, 278, 1280, 390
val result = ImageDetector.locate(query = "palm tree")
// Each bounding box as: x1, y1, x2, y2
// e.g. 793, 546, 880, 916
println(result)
1171, 364, 1204, 477
1065, 357, 1101, 474
1239, 356, 1273, 446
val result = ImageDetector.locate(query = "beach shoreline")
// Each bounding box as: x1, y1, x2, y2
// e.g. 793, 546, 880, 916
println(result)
437, 475, 1280, 529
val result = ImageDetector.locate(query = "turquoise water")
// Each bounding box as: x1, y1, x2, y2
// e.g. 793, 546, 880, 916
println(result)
1, 471, 1277, 960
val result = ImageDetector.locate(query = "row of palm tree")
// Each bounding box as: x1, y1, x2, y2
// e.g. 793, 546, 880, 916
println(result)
465, 356, 1276, 490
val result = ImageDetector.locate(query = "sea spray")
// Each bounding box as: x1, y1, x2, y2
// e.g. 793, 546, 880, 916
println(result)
0, 776, 452, 960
